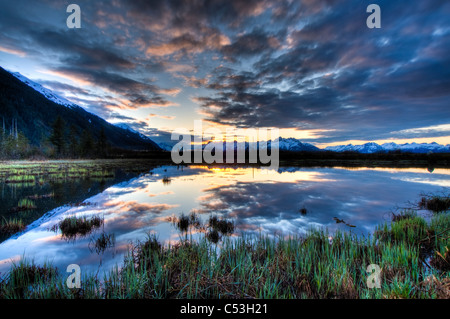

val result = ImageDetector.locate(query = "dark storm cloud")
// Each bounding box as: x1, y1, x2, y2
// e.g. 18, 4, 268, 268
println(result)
38, 80, 91, 96
1, 0, 449, 142
26, 29, 136, 71
0, 1, 173, 109
122, 0, 272, 28
220, 29, 282, 61
197, 0, 450, 142
197, 86, 341, 129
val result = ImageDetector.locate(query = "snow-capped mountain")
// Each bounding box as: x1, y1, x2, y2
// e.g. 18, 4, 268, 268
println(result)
200, 137, 320, 152
325, 142, 450, 153
277, 137, 320, 152
114, 123, 153, 141
325, 142, 383, 153
11, 72, 78, 109
382, 142, 450, 153
114, 123, 172, 151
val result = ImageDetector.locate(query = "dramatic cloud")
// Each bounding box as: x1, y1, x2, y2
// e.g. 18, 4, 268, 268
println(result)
0, 0, 448, 144
196, 0, 450, 142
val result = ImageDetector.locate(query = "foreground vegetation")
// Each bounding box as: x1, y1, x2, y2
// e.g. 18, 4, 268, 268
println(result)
0, 195, 449, 299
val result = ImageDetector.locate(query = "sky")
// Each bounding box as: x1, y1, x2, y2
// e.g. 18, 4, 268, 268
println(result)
0, 0, 449, 148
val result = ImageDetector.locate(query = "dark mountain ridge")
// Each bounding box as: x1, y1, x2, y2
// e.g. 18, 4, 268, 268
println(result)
0, 66, 161, 155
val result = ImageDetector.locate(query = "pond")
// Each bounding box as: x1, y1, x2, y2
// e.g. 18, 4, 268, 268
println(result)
0, 165, 448, 276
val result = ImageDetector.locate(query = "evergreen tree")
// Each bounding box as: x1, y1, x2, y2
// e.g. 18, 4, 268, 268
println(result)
49, 116, 65, 157
69, 124, 79, 158
0, 118, 5, 158
97, 127, 108, 158
80, 129, 94, 157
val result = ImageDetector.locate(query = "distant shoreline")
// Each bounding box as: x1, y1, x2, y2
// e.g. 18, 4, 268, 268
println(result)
0, 153, 449, 169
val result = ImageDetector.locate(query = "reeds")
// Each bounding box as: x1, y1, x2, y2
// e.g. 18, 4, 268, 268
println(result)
89, 232, 116, 254
417, 192, 450, 213
0, 217, 26, 236
17, 198, 37, 210
51, 215, 104, 239
0, 196, 448, 299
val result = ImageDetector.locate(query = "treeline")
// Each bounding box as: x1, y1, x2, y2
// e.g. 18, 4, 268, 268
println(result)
175, 149, 450, 168
48, 116, 109, 158
0, 116, 110, 159
279, 150, 450, 161
0, 119, 34, 159
277, 150, 450, 168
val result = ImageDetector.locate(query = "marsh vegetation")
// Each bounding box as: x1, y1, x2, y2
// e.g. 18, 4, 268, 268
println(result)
0, 193, 448, 299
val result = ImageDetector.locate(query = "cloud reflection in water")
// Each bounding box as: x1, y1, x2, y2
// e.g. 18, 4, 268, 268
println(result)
0, 165, 448, 275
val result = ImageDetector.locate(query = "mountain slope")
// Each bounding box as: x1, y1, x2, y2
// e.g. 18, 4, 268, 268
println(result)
277, 138, 320, 152
0, 67, 161, 152
10, 72, 79, 109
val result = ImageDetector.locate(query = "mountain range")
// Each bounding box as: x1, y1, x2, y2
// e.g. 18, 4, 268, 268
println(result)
0, 67, 160, 152
324, 142, 450, 154
158, 138, 320, 152
159, 138, 449, 154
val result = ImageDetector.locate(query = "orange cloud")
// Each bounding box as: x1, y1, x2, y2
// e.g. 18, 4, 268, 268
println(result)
146, 113, 176, 121
0, 45, 26, 57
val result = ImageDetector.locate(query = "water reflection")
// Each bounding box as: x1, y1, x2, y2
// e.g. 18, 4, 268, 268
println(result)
0, 165, 448, 276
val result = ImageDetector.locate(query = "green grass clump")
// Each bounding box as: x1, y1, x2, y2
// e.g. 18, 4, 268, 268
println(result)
1, 259, 58, 298
100, 210, 448, 299
0, 217, 26, 236
173, 212, 201, 234
419, 194, 450, 213
52, 215, 103, 239
5, 174, 35, 184
90, 232, 116, 254
391, 209, 417, 222
208, 215, 235, 235
424, 197, 450, 213
375, 215, 430, 246
17, 198, 37, 210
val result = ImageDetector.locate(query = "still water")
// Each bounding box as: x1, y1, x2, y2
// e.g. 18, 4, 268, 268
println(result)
0, 165, 448, 275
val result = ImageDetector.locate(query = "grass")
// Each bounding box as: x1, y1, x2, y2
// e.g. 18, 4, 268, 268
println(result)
206, 215, 235, 243
17, 198, 37, 210
0, 259, 59, 298
162, 176, 171, 185
89, 232, 116, 254
0, 159, 164, 187
419, 195, 450, 213
172, 212, 201, 234
0, 217, 26, 236
51, 215, 104, 239
0, 195, 449, 299
106, 209, 449, 299
171, 213, 235, 243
